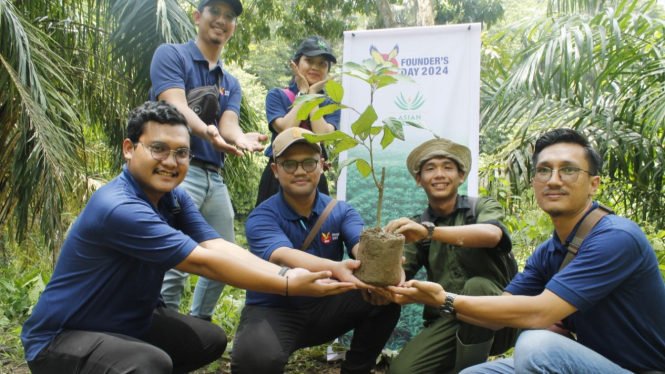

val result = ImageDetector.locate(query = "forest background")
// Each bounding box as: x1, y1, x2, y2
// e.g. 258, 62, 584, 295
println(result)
1, 0, 665, 372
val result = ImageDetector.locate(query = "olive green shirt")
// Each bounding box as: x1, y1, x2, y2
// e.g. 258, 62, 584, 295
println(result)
403, 195, 513, 321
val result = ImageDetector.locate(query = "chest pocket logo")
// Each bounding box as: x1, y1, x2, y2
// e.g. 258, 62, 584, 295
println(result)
321, 232, 332, 244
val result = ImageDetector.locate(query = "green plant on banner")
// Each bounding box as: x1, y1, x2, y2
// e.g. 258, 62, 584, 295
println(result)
295, 58, 436, 228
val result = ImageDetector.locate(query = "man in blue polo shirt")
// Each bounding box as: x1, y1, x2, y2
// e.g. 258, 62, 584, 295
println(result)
231, 128, 401, 374
150, 0, 268, 321
386, 129, 665, 373
20, 101, 353, 374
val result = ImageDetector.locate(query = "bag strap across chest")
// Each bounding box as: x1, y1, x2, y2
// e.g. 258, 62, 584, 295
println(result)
558, 203, 614, 272
300, 199, 338, 251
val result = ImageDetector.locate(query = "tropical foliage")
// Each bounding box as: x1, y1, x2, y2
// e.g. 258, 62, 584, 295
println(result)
481, 0, 665, 227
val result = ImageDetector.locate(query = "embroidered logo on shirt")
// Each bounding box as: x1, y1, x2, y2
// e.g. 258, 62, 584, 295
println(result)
321, 232, 332, 244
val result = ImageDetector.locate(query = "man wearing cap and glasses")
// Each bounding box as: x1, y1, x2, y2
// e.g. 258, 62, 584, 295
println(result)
231, 128, 401, 374
386, 129, 665, 374
20, 101, 353, 374
382, 138, 518, 373
150, 0, 268, 322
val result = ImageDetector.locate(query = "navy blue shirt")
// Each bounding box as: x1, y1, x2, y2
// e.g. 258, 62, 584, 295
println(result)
506, 202, 665, 371
150, 40, 241, 167
21, 166, 220, 361
264, 82, 341, 158
245, 190, 363, 308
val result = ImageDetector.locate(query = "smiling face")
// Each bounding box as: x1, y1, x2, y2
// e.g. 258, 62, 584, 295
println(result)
296, 55, 330, 86
123, 121, 190, 206
271, 143, 322, 201
416, 157, 465, 204
194, 1, 237, 47
532, 142, 600, 219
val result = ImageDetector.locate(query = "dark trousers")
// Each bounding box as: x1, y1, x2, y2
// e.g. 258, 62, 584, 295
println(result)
27, 307, 226, 374
256, 161, 329, 207
231, 290, 401, 374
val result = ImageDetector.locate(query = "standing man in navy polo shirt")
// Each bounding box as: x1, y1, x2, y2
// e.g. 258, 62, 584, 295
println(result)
386, 129, 665, 373
20, 101, 354, 374
231, 128, 401, 374
150, 0, 268, 321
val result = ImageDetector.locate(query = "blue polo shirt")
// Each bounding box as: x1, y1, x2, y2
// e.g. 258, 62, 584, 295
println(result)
505, 202, 665, 371
150, 40, 242, 167
21, 166, 220, 362
245, 190, 363, 308
264, 82, 341, 158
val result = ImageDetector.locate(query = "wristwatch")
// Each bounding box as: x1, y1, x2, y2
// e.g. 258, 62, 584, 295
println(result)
421, 221, 435, 239
438, 292, 457, 319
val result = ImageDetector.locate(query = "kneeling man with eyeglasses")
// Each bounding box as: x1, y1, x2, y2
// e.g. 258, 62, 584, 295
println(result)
20, 102, 354, 374
231, 128, 401, 374
385, 128, 665, 374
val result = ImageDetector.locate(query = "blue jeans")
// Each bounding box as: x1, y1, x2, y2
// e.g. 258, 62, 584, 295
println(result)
460, 330, 633, 374
161, 165, 235, 319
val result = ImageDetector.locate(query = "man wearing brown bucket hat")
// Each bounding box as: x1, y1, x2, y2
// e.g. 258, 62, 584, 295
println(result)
232, 128, 401, 374
382, 138, 518, 374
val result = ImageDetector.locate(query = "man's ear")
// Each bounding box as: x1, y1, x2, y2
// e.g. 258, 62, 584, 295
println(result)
589, 175, 601, 196
270, 162, 278, 178
415, 174, 422, 187
459, 171, 467, 184
193, 10, 201, 25
122, 139, 135, 162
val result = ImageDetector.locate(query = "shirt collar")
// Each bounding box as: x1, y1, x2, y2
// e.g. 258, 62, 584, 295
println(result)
549, 201, 600, 252
276, 187, 323, 221
185, 40, 223, 72
121, 165, 179, 216
423, 195, 468, 222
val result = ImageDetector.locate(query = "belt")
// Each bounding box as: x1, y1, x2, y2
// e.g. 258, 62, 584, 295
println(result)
190, 158, 221, 174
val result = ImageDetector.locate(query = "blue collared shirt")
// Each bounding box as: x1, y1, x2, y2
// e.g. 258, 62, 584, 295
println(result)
245, 189, 363, 308
506, 202, 665, 371
21, 166, 220, 361
150, 40, 242, 166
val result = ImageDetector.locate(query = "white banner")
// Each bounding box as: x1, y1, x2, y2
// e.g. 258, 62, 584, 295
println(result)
338, 24, 481, 227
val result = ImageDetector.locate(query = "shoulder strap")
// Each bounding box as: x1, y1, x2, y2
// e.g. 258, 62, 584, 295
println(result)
558, 204, 614, 272
300, 199, 339, 251
464, 196, 479, 224
282, 88, 296, 103
281, 88, 311, 131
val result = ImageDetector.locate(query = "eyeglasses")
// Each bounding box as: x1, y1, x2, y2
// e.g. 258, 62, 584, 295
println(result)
137, 142, 194, 165
206, 7, 237, 23
276, 159, 319, 174
533, 166, 593, 184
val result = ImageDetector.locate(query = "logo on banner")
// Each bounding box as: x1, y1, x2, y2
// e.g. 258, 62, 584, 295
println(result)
370, 45, 399, 72
321, 232, 332, 244
395, 92, 426, 110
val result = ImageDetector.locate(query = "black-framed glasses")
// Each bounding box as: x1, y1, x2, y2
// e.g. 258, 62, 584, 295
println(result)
137, 141, 194, 165
206, 6, 237, 23
533, 166, 592, 184
276, 159, 319, 174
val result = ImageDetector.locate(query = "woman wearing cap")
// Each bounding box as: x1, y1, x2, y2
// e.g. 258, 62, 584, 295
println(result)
256, 35, 340, 207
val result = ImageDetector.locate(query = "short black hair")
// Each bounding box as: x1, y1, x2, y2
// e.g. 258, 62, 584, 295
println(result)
532, 128, 602, 175
126, 101, 189, 143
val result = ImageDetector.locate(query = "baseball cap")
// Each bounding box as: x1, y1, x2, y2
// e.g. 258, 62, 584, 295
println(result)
198, 0, 243, 16
272, 128, 322, 159
294, 36, 337, 64
406, 138, 472, 179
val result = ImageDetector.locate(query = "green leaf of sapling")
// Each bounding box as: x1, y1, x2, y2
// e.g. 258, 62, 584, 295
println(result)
326, 80, 344, 103
356, 159, 372, 178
